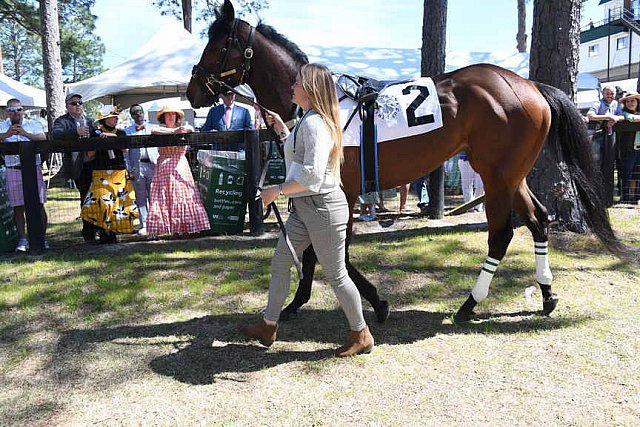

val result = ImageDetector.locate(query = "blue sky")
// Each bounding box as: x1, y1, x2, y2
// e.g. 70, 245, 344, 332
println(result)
94, 0, 603, 70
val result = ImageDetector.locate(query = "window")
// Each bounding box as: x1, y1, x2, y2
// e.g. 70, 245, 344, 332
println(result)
617, 36, 629, 50
588, 44, 599, 57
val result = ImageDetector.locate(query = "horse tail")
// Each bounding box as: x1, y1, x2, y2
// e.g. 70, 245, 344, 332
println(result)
534, 82, 627, 257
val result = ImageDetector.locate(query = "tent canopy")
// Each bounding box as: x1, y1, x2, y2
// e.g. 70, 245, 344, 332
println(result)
66, 21, 205, 106
0, 73, 47, 107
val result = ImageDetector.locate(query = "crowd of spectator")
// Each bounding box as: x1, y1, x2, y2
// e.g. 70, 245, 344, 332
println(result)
0, 91, 258, 252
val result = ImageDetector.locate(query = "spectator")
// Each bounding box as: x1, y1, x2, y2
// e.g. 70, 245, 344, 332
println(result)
200, 90, 254, 151
615, 92, 640, 203
0, 98, 48, 252
80, 106, 138, 243
124, 104, 158, 235
147, 104, 210, 236
458, 151, 484, 212
52, 93, 97, 241
585, 85, 620, 166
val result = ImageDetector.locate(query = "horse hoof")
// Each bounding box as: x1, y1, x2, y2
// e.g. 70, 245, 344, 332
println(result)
279, 308, 297, 321
375, 300, 390, 323
453, 309, 475, 324
542, 294, 559, 316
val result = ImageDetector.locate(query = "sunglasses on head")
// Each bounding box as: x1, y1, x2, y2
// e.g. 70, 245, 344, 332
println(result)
68, 101, 83, 106
6, 107, 23, 112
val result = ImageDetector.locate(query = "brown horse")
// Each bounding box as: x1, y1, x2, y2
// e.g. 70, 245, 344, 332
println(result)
187, 0, 624, 323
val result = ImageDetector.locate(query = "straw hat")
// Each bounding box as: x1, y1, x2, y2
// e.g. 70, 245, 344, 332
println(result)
156, 104, 185, 122
620, 92, 640, 103
93, 105, 121, 127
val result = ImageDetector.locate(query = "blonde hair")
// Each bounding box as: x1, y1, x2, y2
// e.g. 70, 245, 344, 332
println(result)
299, 63, 343, 179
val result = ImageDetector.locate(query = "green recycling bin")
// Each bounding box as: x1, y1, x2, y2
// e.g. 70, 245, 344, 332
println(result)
197, 150, 247, 234
0, 167, 18, 252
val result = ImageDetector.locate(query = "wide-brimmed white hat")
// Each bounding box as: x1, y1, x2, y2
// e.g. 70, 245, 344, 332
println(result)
93, 105, 121, 127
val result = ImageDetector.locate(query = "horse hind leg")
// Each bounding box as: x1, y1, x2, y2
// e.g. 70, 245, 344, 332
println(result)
513, 183, 558, 316
279, 246, 318, 321
454, 183, 515, 323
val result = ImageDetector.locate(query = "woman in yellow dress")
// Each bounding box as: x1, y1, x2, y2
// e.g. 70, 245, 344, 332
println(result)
80, 106, 138, 243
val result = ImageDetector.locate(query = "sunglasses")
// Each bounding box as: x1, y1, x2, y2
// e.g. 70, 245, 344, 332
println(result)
6, 107, 23, 112
131, 109, 144, 115
68, 101, 83, 106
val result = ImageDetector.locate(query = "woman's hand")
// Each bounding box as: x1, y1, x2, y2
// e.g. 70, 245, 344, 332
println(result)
260, 185, 279, 207
264, 109, 289, 139
174, 125, 194, 134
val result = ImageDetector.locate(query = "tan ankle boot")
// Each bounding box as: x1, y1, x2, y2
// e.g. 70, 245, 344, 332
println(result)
241, 319, 278, 347
335, 325, 374, 357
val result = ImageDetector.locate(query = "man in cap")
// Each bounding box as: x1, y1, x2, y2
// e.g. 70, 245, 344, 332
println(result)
52, 93, 99, 242
200, 90, 254, 151
0, 98, 48, 252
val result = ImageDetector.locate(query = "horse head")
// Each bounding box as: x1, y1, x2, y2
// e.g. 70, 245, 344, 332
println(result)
187, 0, 255, 108
187, 0, 308, 120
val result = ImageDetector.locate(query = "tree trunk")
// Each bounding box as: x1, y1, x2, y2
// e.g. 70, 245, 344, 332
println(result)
516, 0, 528, 52
39, 0, 64, 134
422, 0, 447, 219
528, 0, 587, 232
182, 0, 192, 33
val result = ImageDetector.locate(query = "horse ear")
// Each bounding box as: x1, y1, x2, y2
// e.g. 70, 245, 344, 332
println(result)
222, 0, 235, 26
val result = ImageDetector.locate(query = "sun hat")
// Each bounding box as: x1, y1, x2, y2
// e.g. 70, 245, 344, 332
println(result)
156, 104, 185, 122
619, 92, 640, 103
92, 105, 121, 127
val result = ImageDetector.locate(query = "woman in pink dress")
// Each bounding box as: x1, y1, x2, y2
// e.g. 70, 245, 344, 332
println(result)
146, 104, 210, 236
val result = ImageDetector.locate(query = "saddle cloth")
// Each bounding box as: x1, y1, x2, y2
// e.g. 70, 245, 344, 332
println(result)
335, 76, 443, 146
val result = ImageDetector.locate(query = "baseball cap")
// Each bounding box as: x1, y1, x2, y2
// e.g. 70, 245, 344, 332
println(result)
65, 93, 83, 103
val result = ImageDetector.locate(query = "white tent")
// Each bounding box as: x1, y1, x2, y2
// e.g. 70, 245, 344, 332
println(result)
66, 21, 206, 106
0, 73, 46, 107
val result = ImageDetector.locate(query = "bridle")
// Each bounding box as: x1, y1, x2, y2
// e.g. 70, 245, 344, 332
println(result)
191, 18, 256, 99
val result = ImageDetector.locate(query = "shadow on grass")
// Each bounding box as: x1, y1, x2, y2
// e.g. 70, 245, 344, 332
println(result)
55, 308, 587, 386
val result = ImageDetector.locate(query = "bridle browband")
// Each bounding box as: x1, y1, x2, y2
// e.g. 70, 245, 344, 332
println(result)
191, 18, 256, 99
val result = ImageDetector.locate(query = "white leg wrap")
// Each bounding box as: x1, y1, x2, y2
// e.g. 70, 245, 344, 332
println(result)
534, 242, 553, 285
471, 257, 500, 302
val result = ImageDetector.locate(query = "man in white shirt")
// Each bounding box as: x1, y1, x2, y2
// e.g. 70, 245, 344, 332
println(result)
0, 98, 48, 252
124, 104, 158, 234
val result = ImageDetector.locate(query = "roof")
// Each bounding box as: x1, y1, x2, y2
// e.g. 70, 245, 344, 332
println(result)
580, 24, 628, 43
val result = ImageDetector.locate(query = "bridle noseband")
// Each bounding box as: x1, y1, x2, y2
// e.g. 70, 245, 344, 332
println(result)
191, 18, 256, 98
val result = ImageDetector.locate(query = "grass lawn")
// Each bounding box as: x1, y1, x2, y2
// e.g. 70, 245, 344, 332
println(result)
0, 206, 638, 426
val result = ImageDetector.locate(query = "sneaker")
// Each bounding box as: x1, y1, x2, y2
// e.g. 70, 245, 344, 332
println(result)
359, 213, 376, 222
138, 227, 147, 236
44, 240, 50, 249
15, 239, 28, 252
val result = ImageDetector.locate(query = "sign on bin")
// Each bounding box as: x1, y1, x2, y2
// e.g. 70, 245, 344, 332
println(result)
197, 150, 247, 233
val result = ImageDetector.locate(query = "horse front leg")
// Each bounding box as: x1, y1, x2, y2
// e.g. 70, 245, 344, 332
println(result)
454, 188, 514, 323
513, 183, 558, 315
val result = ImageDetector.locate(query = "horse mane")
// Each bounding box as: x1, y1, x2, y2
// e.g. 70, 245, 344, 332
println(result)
207, 18, 309, 66
255, 22, 309, 65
